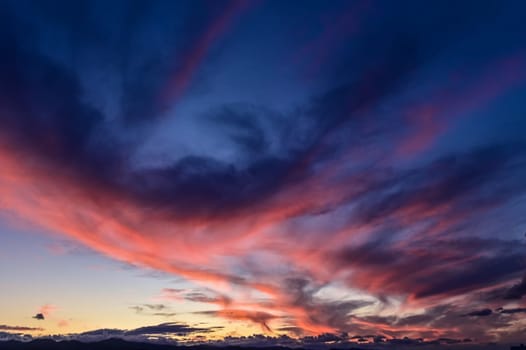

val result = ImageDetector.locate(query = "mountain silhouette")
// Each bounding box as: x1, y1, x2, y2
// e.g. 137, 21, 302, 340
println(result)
0, 338, 346, 350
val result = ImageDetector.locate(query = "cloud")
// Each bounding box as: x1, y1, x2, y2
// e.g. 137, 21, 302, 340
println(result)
196, 310, 278, 333
504, 274, 526, 300
1, 0, 526, 343
129, 306, 144, 314
354, 144, 526, 227
334, 237, 526, 301
73, 322, 222, 342
125, 322, 215, 336
152, 312, 177, 318
31, 305, 57, 321
157, 0, 255, 112
160, 288, 231, 307
130, 304, 167, 313
496, 307, 526, 314
129, 304, 175, 317
0, 325, 43, 332
38, 305, 57, 317
143, 304, 166, 311
78, 328, 125, 337
57, 320, 69, 328
395, 55, 526, 159
463, 309, 493, 317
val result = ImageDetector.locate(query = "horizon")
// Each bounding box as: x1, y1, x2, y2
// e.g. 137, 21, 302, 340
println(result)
0, 336, 524, 350
0, 0, 525, 349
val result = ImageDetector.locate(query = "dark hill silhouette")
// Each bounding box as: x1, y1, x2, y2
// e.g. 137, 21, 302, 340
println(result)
0, 339, 174, 350
0, 339, 172, 350
0, 338, 341, 350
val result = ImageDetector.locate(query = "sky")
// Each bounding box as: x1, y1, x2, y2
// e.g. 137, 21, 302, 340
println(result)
1, 0, 526, 347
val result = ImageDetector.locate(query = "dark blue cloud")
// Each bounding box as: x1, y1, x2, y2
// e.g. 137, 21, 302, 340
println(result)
464, 309, 493, 317
504, 274, 526, 300
125, 322, 216, 336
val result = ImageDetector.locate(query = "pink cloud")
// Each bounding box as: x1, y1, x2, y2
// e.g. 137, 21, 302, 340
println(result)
158, 0, 255, 111
39, 304, 57, 318
396, 54, 526, 159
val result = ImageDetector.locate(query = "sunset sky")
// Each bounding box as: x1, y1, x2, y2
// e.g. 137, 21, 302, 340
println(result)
1, 0, 526, 347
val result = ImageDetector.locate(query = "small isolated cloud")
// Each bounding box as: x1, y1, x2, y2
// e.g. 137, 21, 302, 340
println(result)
143, 304, 166, 311
32, 313, 45, 320
130, 306, 144, 313
129, 304, 174, 317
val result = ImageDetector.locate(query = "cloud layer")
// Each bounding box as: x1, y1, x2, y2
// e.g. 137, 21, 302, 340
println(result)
1, 0, 526, 344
